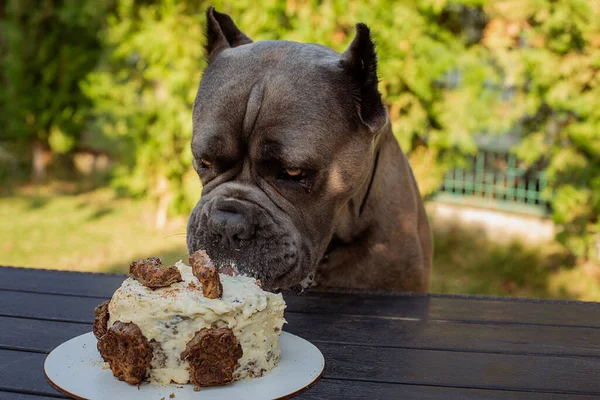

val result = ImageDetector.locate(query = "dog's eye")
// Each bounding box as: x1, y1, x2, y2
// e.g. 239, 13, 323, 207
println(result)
279, 167, 308, 185
284, 167, 302, 177
197, 158, 212, 169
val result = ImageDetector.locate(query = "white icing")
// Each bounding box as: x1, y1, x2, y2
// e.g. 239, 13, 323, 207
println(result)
107, 261, 286, 385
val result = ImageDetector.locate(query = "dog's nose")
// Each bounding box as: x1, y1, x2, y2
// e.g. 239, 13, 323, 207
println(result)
208, 209, 253, 246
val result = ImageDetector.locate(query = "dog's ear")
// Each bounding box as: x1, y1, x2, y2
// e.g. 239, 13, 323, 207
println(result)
205, 6, 252, 61
340, 23, 387, 133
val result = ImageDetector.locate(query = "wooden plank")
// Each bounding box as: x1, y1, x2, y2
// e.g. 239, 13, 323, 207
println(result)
297, 378, 600, 400
0, 317, 89, 353
286, 313, 600, 357
0, 350, 595, 400
3, 309, 600, 361
1, 316, 600, 394
0, 393, 64, 400
0, 266, 122, 298
0, 350, 65, 398
1, 340, 599, 397
1, 266, 600, 328
2, 292, 600, 358
284, 292, 600, 328
2, 290, 600, 357
0, 291, 100, 323
315, 343, 600, 395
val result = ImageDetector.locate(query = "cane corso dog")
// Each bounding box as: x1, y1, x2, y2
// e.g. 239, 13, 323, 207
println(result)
187, 7, 432, 292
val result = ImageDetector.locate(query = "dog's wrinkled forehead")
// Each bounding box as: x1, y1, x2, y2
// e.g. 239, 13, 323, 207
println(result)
192, 41, 360, 156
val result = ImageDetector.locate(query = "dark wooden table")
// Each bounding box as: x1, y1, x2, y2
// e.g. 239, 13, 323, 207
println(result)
1, 266, 600, 399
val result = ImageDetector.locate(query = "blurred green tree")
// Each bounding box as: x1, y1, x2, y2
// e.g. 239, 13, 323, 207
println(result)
0, 0, 111, 180
483, 0, 600, 260
83, 0, 207, 228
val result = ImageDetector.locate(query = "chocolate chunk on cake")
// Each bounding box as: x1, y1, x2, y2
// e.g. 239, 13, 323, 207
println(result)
97, 321, 154, 385
95, 253, 286, 386
189, 250, 223, 298
129, 257, 183, 289
93, 300, 110, 340
181, 327, 243, 386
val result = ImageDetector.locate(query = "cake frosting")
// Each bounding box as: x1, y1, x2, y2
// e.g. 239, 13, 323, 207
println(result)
104, 260, 286, 385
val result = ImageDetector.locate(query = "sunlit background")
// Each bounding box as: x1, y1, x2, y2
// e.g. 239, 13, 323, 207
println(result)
1, 0, 599, 300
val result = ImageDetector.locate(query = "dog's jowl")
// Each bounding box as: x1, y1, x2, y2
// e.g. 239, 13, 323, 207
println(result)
187, 7, 432, 292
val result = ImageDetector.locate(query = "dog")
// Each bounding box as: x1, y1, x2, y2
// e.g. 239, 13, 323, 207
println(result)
187, 7, 432, 292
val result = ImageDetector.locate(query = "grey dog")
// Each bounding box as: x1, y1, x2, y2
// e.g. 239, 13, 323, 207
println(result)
187, 7, 432, 292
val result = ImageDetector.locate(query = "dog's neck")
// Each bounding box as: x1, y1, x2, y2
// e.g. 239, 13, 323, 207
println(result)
315, 119, 431, 291
358, 123, 386, 217
322, 121, 390, 257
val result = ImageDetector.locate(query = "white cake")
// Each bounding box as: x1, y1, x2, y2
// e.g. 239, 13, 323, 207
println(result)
104, 260, 286, 385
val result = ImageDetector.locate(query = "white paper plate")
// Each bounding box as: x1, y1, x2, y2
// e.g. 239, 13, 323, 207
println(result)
45, 331, 324, 400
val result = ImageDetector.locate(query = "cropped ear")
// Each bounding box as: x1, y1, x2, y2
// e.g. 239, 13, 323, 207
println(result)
205, 6, 253, 61
340, 23, 387, 133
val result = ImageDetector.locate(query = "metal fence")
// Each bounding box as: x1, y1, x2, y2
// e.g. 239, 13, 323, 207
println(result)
436, 138, 549, 216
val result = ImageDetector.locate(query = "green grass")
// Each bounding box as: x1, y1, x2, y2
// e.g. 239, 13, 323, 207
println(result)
1, 185, 188, 273
1, 184, 599, 301
431, 222, 600, 301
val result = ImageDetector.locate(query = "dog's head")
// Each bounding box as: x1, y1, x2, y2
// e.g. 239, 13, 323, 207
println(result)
187, 7, 388, 290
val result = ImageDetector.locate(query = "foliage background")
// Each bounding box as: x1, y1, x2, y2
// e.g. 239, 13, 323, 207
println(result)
1, 0, 599, 299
